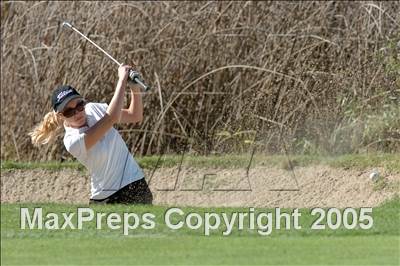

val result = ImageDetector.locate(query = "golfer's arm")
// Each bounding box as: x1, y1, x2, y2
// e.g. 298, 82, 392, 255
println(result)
106, 78, 127, 121
119, 86, 143, 124
84, 78, 127, 150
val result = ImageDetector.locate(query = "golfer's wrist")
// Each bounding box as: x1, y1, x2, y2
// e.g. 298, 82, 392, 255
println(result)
118, 76, 128, 86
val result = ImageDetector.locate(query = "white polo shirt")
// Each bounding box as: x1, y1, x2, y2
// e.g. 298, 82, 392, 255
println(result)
63, 102, 144, 200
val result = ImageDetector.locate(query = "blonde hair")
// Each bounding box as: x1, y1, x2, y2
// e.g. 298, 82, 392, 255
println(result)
29, 111, 63, 146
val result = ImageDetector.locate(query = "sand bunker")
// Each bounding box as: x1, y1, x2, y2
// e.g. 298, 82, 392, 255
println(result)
1, 165, 399, 207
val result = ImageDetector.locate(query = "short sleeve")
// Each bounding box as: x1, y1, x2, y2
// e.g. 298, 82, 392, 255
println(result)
94, 103, 108, 116
64, 132, 86, 160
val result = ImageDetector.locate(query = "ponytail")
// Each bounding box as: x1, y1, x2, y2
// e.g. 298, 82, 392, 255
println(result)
29, 111, 63, 146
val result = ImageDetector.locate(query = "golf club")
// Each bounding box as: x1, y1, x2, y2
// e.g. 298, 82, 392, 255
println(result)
62, 21, 150, 91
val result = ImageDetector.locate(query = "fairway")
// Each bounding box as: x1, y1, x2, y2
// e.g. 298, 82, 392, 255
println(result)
3, 236, 398, 265
1, 199, 399, 265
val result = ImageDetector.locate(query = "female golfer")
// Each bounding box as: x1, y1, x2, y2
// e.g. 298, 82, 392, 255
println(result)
29, 65, 153, 204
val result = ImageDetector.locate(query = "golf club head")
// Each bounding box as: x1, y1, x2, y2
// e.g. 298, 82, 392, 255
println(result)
62, 21, 73, 29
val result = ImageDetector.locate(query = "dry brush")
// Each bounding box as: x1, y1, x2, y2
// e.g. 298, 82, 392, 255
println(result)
1, 1, 399, 161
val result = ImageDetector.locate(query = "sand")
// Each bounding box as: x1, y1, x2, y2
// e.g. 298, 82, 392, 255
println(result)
1, 165, 399, 207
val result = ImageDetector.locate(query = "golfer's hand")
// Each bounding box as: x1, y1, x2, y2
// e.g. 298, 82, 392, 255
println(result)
118, 65, 132, 82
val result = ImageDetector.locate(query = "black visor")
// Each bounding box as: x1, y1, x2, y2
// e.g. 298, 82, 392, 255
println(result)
51, 85, 83, 112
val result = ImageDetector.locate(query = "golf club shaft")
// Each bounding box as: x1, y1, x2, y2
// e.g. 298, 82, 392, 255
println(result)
62, 22, 150, 91
63, 22, 121, 66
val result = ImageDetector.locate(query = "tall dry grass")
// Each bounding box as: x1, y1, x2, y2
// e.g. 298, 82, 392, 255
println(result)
1, 1, 399, 161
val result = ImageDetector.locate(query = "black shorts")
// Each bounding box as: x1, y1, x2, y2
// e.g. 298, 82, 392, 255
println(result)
89, 178, 153, 205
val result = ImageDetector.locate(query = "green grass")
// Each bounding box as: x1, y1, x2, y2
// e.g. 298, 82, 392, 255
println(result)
1, 198, 399, 265
0, 160, 86, 172
3, 236, 398, 265
327, 153, 400, 172
1, 153, 400, 172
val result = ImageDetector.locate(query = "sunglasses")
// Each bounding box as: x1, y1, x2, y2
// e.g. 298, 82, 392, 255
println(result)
61, 101, 86, 118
